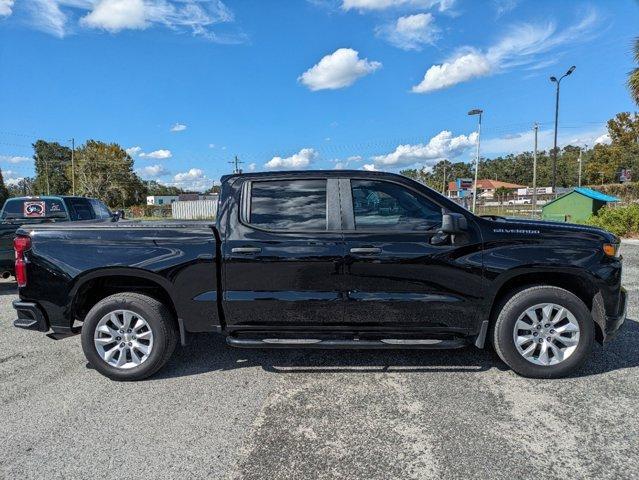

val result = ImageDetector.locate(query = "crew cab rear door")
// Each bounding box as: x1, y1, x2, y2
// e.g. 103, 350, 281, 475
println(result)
221, 176, 345, 328
339, 177, 483, 333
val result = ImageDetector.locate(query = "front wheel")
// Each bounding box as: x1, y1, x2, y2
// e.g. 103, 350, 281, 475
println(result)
493, 286, 594, 378
81, 293, 178, 381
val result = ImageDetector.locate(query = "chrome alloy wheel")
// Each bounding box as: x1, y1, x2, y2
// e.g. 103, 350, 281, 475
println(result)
513, 303, 580, 366
93, 310, 154, 369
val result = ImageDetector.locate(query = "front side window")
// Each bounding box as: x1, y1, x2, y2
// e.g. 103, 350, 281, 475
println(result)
67, 198, 95, 221
351, 180, 442, 231
90, 199, 112, 219
249, 179, 327, 231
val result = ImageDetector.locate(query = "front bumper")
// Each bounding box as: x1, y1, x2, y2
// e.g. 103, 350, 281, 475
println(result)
603, 287, 627, 342
13, 300, 48, 332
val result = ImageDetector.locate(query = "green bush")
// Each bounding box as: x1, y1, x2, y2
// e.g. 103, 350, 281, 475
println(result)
584, 204, 639, 237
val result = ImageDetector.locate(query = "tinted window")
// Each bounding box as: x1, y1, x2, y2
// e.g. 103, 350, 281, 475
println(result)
66, 198, 95, 221
249, 179, 327, 230
351, 180, 441, 231
1, 198, 67, 219
90, 199, 112, 219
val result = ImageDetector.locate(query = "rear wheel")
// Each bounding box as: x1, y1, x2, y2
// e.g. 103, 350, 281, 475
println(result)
81, 293, 177, 381
493, 286, 594, 378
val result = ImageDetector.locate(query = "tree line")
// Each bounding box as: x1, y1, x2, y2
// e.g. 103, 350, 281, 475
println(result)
400, 112, 639, 193
0, 140, 202, 208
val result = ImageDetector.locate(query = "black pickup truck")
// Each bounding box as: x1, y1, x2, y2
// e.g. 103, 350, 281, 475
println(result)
12, 170, 626, 380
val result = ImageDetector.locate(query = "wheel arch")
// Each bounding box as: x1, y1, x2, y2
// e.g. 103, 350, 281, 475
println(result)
483, 269, 602, 347
70, 268, 178, 325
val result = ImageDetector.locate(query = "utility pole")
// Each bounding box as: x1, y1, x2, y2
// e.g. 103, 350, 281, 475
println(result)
229, 155, 243, 174
45, 160, 50, 195
70, 137, 75, 195
442, 161, 447, 195
578, 143, 586, 188
532, 123, 538, 218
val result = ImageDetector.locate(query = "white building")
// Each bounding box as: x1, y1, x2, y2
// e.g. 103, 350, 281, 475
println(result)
146, 195, 179, 206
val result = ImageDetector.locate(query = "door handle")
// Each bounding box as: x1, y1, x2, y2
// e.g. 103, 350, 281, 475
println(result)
349, 247, 381, 255
231, 247, 262, 254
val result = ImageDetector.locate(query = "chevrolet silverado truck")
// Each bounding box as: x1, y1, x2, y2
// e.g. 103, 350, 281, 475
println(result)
12, 171, 627, 380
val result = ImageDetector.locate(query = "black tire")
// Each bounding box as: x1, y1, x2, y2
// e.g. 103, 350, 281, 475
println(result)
493, 286, 594, 379
81, 293, 178, 381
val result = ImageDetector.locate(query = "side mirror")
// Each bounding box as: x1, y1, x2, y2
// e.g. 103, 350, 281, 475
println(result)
441, 213, 468, 234
112, 210, 124, 222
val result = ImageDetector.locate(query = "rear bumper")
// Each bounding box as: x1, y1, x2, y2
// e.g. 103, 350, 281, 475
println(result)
13, 300, 48, 332
603, 287, 627, 343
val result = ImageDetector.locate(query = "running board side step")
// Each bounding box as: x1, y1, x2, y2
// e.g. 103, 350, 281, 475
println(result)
226, 336, 467, 349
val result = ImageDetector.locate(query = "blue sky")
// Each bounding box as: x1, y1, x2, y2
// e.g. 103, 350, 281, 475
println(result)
1, 0, 638, 191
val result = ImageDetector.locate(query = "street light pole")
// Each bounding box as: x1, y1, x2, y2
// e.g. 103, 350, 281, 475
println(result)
532, 123, 538, 218
550, 65, 576, 195
468, 108, 483, 213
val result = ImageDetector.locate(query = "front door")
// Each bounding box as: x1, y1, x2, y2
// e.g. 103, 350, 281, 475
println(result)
222, 177, 345, 329
339, 177, 484, 334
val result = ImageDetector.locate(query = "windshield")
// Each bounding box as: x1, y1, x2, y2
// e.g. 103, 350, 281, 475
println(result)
1, 198, 68, 220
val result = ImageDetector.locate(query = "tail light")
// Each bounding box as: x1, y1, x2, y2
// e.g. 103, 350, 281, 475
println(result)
14, 235, 31, 287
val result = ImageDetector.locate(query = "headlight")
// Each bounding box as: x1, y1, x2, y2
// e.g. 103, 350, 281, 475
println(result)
603, 243, 620, 257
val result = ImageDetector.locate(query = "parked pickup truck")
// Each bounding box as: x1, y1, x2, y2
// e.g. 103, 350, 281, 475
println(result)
12, 171, 626, 380
0, 196, 117, 277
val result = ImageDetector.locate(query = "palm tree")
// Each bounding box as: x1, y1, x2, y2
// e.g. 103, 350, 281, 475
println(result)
630, 37, 639, 106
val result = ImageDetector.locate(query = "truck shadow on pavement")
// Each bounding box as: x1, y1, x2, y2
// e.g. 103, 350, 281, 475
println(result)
154, 318, 639, 380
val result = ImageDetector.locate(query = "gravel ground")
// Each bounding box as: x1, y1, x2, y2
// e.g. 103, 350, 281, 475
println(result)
1, 244, 638, 479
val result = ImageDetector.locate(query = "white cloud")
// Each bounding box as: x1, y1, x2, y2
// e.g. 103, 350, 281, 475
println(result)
170, 122, 187, 132
372, 130, 477, 167
333, 155, 362, 169
412, 10, 598, 93
412, 52, 491, 93
299, 48, 381, 91
18, 0, 239, 40
594, 133, 611, 145
265, 148, 318, 170
126, 146, 142, 156
481, 126, 609, 156
362, 163, 378, 171
80, 0, 146, 31
0, 155, 31, 164
2, 169, 24, 186
208, 143, 216, 148
248, 163, 256, 172
376, 13, 439, 51
0, 0, 15, 17
28, 0, 68, 37
171, 168, 211, 191
139, 149, 172, 159
80, 0, 234, 36
139, 164, 168, 178
341, 0, 454, 12
492, 0, 519, 18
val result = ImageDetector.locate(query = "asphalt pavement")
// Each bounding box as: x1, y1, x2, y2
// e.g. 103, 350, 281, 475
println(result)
1, 243, 638, 479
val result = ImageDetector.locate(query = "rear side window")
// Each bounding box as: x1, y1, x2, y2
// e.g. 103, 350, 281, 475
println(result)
1, 198, 66, 219
89, 199, 112, 219
350, 180, 442, 231
249, 179, 327, 231
66, 198, 95, 221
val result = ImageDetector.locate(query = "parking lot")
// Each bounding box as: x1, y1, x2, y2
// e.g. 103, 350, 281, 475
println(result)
1, 244, 637, 480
